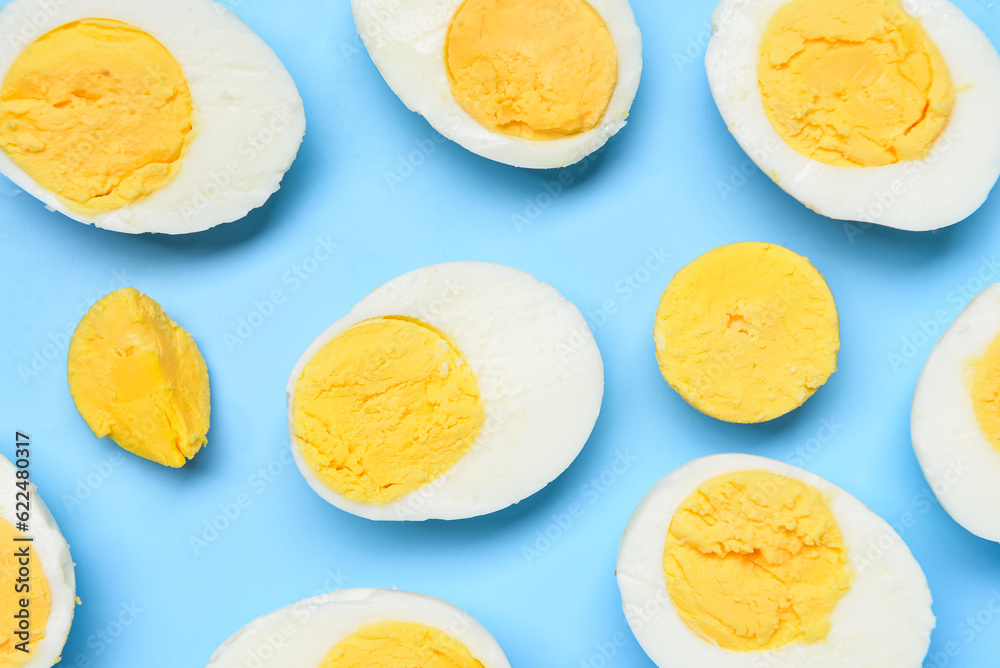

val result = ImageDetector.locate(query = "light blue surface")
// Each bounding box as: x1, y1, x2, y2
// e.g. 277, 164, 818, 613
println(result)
2, 0, 1000, 666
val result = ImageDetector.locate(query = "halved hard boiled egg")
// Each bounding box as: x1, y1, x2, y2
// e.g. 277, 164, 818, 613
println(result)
0, 0, 305, 234
351, 0, 642, 168
0, 453, 76, 667
287, 262, 604, 521
912, 282, 1000, 542
706, 0, 1000, 231
617, 454, 934, 667
207, 588, 510, 668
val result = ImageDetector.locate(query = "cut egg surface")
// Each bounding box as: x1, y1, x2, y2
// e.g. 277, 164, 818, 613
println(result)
617, 454, 934, 668
706, 0, 1000, 231
206, 588, 511, 668
351, 0, 642, 168
0, 0, 305, 234
0, 454, 75, 668
912, 282, 1000, 542
287, 262, 604, 521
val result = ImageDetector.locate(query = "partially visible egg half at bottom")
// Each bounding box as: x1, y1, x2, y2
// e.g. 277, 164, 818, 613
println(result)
0, 453, 75, 667
351, 0, 642, 168
617, 454, 934, 667
912, 282, 1000, 542
287, 261, 604, 521
207, 588, 511, 668
706, 0, 1000, 231
0, 0, 305, 234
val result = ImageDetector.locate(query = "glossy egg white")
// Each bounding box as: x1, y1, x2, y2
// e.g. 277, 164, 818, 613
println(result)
351, 0, 642, 168
0, 0, 305, 234
207, 588, 511, 668
706, 0, 1000, 231
912, 283, 1000, 542
617, 454, 934, 668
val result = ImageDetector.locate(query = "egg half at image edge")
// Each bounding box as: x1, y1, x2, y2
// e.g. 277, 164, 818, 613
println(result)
286, 262, 605, 521
0, 453, 76, 668
617, 454, 934, 668
207, 588, 511, 668
706, 0, 1000, 231
351, 0, 642, 168
912, 282, 1000, 542
0, 0, 305, 234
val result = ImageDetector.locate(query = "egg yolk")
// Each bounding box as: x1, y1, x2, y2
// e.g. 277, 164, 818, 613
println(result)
653, 242, 839, 424
320, 622, 484, 668
664, 471, 853, 651
67, 288, 211, 468
972, 331, 1000, 454
445, 0, 618, 140
0, 518, 51, 666
0, 18, 193, 213
293, 317, 485, 505
758, 0, 954, 168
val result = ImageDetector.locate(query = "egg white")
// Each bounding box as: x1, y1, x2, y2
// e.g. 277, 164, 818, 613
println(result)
0, 0, 305, 234
207, 588, 511, 668
351, 0, 642, 169
706, 0, 1000, 231
617, 454, 934, 668
912, 283, 1000, 542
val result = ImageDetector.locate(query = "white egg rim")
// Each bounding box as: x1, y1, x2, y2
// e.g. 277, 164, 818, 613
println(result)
351, 0, 643, 169
0, 454, 76, 668
616, 454, 934, 668
207, 588, 512, 667
286, 261, 605, 521
911, 282, 1000, 542
705, 0, 1000, 231
0, 0, 305, 235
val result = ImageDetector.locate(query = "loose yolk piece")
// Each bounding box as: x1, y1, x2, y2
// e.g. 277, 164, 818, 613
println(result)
0, 518, 51, 666
653, 242, 839, 424
445, 0, 618, 141
664, 471, 853, 651
320, 622, 484, 668
758, 0, 954, 168
67, 288, 211, 468
293, 317, 485, 505
972, 332, 1000, 454
0, 18, 193, 213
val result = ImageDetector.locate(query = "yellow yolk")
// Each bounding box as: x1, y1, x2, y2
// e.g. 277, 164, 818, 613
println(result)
664, 471, 853, 651
972, 332, 1000, 454
293, 318, 485, 505
0, 19, 193, 213
653, 242, 839, 424
0, 518, 51, 667
758, 0, 954, 167
67, 288, 210, 468
321, 622, 484, 668
445, 0, 618, 140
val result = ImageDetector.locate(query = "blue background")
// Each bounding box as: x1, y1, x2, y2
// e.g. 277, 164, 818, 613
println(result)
2, 0, 999, 666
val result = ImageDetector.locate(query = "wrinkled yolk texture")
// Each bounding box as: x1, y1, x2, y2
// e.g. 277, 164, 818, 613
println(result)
321, 622, 484, 668
0, 518, 51, 667
0, 19, 193, 213
293, 318, 485, 505
67, 288, 210, 468
972, 331, 1000, 454
653, 242, 839, 424
445, 0, 618, 140
758, 0, 954, 167
664, 471, 853, 651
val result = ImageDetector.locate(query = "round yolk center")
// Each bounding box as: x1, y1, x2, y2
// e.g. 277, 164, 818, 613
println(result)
0, 18, 193, 213
758, 0, 954, 168
321, 622, 484, 668
445, 0, 618, 141
653, 242, 840, 424
293, 318, 485, 505
663, 471, 853, 651
972, 331, 1000, 454
0, 518, 51, 666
